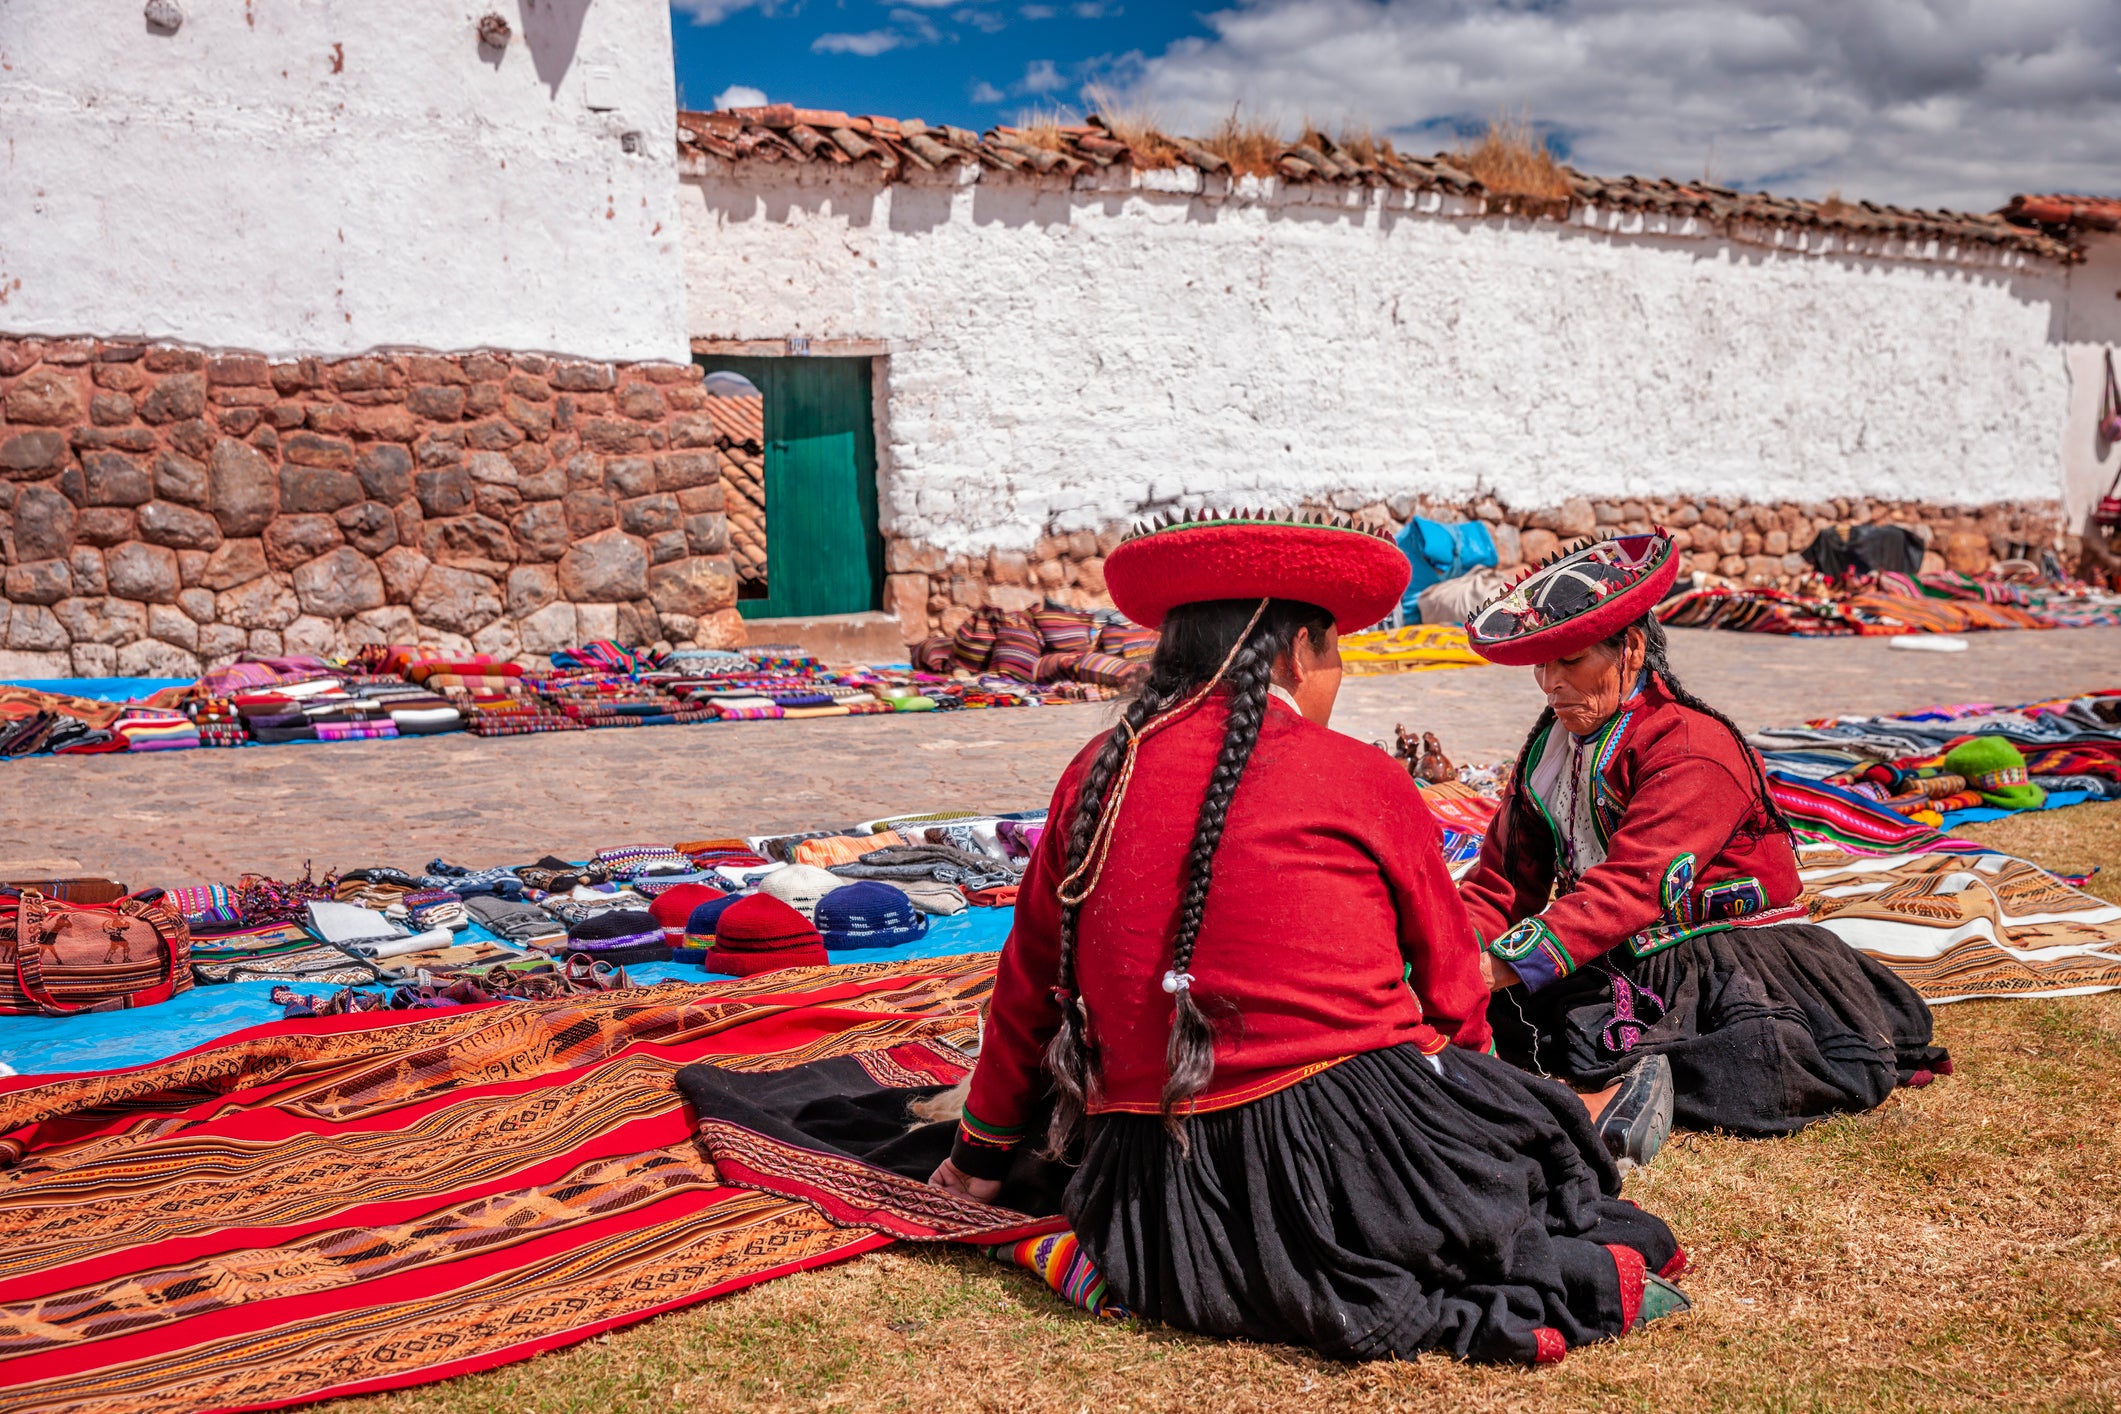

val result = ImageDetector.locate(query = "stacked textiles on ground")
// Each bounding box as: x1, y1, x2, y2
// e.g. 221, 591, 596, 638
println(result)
1658, 568, 2121, 637
1749, 692, 2121, 831
909, 604, 1155, 688
0, 625, 1154, 759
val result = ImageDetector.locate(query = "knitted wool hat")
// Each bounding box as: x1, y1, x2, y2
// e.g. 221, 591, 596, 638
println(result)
568, 908, 660, 941
648, 882, 727, 940
759, 864, 844, 920
814, 882, 930, 951
1941, 736, 2047, 811
683, 892, 744, 948
704, 894, 830, 977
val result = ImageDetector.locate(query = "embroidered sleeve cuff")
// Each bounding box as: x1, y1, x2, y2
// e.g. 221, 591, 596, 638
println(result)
949, 1108, 1025, 1182
1487, 916, 1576, 993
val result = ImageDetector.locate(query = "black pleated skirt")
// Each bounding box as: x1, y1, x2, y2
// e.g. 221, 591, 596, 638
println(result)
1063, 1043, 1679, 1365
1486, 921, 1948, 1136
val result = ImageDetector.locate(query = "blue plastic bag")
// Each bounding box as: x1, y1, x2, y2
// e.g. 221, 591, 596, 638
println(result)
1395, 518, 1497, 619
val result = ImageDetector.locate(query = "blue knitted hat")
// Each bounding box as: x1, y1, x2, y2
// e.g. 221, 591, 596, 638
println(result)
814, 881, 929, 951
683, 893, 745, 950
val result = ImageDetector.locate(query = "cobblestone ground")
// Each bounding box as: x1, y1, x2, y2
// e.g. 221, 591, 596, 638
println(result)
5, 625, 2119, 890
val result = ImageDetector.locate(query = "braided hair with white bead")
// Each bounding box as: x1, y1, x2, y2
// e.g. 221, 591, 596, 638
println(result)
1042, 596, 1336, 1155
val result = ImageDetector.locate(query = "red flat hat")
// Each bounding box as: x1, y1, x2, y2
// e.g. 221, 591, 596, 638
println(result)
1465, 531, 1680, 666
1103, 510, 1411, 630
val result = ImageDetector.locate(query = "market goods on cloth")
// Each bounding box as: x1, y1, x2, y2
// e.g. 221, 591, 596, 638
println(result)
0, 957, 1014, 1413
1799, 848, 2121, 1003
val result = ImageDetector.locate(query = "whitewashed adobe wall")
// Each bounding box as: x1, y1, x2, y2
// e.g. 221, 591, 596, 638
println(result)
678, 164, 2071, 557
2060, 235, 2121, 526
0, 0, 685, 363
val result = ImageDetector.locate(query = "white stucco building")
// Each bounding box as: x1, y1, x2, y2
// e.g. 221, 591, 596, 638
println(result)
1, 5, 2116, 656
0, 0, 686, 362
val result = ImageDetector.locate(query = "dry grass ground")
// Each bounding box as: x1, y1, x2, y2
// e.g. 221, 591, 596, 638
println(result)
332, 806, 2121, 1414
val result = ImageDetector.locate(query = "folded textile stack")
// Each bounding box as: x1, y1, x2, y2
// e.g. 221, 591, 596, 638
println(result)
112, 709, 198, 752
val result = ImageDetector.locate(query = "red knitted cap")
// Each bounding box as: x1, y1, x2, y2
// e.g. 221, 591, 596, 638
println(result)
648, 883, 726, 937
1102, 510, 1411, 631
704, 894, 829, 976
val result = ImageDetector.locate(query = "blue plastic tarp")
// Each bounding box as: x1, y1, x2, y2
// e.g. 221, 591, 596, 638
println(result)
3, 678, 192, 702
1395, 518, 1497, 619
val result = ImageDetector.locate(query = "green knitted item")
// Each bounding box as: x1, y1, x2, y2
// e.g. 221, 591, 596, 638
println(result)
1941, 735, 2047, 811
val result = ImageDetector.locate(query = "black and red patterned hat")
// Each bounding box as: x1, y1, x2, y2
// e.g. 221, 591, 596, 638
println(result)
1103, 509, 1410, 630
1464, 530, 1680, 666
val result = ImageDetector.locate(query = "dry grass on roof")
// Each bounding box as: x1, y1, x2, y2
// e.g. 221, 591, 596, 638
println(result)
1010, 105, 1078, 154
1198, 104, 1289, 177
1333, 123, 1397, 167
1083, 84, 1183, 166
323, 806, 2121, 1414
1455, 114, 1574, 204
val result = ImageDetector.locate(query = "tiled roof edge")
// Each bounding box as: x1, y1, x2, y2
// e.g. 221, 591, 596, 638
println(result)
675, 108, 2076, 264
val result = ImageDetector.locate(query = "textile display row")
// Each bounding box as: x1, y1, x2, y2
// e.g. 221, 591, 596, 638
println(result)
1655, 567, 2121, 637
0, 614, 1156, 760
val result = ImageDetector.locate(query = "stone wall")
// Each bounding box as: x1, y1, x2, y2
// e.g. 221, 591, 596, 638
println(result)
0, 336, 741, 677
881, 494, 2068, 644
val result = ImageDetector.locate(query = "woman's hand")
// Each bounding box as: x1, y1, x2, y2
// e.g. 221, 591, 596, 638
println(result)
1482, 952, 1523, 992
929, 1157, 1004, 1203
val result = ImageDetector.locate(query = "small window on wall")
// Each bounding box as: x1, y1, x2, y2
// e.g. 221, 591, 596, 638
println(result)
705, 370, 768, 600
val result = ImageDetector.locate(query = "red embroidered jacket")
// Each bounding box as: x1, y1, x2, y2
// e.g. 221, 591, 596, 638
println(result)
952, 694, 1491, 1179
1458, 676, 1805, 992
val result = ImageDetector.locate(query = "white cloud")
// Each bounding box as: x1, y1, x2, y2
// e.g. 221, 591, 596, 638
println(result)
971, 79, 1009, 103
1021, 58, 1067, 93
670, 0, 768, 23
959, 6, 1009, 33
1115, 0, 2121, 209
813, 29, 905, 55
1021, 2, 1057, 16
714, 84, 769, 109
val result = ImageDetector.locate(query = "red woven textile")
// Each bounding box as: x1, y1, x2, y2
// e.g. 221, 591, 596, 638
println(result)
0, 958, 997, 1413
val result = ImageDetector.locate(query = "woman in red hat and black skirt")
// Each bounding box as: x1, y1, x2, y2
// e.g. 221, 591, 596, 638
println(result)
930, 511, 1687, 1367
1459, 531, 1947, 1136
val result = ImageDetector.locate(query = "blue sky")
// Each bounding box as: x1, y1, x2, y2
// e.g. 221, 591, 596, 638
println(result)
669, 0, 2121, 210
669, 0, 1210, 129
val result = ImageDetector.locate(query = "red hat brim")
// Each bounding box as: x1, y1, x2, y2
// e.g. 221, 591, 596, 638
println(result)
1466, 533, 1680, 666
1104, 519, 1411, 631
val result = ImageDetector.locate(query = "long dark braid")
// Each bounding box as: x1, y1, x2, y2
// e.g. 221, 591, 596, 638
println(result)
1042, 597, 1333, 1157
1638, 616, 1795, 839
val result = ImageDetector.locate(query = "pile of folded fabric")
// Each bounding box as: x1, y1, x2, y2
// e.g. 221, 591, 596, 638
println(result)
1748, 691, 2121, 831
1658, 566, 2121, 637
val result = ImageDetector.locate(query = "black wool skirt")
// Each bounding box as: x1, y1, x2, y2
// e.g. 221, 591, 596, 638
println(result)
1063, 1043, 1679, 1365
1486, 921, 1948, 1136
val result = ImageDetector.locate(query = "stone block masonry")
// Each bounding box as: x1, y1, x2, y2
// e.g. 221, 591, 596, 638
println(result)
882, 495, 2066, 644
0, 337, 742, 678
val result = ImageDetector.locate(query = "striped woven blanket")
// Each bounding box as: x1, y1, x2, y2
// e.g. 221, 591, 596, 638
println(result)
0, 958, 1014, 1413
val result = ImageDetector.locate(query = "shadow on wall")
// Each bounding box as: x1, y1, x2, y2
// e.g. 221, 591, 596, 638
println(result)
515, 0, 591, 97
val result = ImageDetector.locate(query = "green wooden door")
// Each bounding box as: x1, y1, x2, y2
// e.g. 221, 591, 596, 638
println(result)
698, 355, 882, 620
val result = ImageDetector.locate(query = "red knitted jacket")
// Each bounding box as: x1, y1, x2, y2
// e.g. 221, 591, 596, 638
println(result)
1458, 676, 1805, 991
953, 694, 1491, 1179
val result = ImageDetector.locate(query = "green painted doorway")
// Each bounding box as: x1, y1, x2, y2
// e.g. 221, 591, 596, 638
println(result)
696, 354, 884, 620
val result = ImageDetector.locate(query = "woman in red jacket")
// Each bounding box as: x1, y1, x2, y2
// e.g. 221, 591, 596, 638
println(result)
1460, 530, 1948, 1135
932, 511, 1685, 1367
